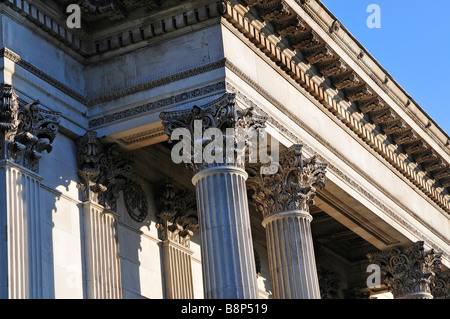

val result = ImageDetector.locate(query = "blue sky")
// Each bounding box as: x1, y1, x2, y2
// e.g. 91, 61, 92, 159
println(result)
321, 0, 450, 136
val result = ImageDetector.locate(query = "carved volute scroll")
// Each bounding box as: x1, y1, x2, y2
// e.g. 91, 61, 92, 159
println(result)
76, 131, 148, 223
155, 182, 198, 248
159, 93, 268, 173
431, 270, 450, 299
247, 144, 328, 219
0, 84, 60, 172
367, 241, 443, 299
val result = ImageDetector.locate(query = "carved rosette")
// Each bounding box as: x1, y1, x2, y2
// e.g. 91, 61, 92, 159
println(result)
77, 132, 148, 223
367, 241, 443, 299
0, 84, 60, 173
155, 182, 198, 248
123, 179, 148, 223
247, 144, 327, 219
160, 93, 267, 173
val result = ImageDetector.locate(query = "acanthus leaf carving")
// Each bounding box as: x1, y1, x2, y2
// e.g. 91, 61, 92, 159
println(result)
0, 84, 60, 173
155, 182, 198, 248
367, 241, 443, 299
160, 93, 267, 173
247, 144, 327, 219
76, 131, 149, 223
431, 270, 450, 299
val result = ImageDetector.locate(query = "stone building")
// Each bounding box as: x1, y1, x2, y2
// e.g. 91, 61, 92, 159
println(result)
0, 0, 449, 299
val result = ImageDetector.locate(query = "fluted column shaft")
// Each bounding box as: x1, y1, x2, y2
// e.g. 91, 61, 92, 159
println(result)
248, 144, 327, 299
0, 161, 43, 299
193, 166, 258, 299
162, 241, 194, 299
263, 211, 320, 299
83, 202, 122, 299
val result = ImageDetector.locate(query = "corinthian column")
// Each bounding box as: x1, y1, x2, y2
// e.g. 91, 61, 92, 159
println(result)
248, 144, 327, 299
160, 93, 267, 299
367, 241, 443, 299
0, 84, 60, 298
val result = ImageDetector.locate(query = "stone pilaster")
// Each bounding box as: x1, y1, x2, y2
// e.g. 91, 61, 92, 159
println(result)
77, 132, 149, 299
367, 241, 443, 299
0, 84, 60, 298
156, 182, 198, 299
160, 93, 267, 299
248, 144, 327, 299
82, 202, 122, 299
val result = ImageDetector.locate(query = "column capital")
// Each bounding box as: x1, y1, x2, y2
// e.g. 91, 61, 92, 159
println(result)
76, 131, 149, 223
155, 182, 198, 248
247, 144, 327, 219
0, 83, 60, 173
367, 241, 443, 299
160, 93, 267, 173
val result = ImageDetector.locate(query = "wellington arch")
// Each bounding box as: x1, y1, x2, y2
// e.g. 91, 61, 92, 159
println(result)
0, 0, 449, 299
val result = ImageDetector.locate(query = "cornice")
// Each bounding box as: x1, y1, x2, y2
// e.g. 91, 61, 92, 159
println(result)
309, 0, 450, 149
224, 57, 450, 223
219, 0, 450, 213
225, 81, 450, 262
0, 0, 222, 62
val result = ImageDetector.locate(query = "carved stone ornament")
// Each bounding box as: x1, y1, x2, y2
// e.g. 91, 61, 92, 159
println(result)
79, 0, 160, 21
0, 84, 60, 173
155, 182, 198, 248
367, 241, 443, 299
160, 93, 267, 173
247, 144, 327, 219
317, 267, 340, 299
123, 179, 149, 223
77, 131, 148, 223
431, 270, 450, 299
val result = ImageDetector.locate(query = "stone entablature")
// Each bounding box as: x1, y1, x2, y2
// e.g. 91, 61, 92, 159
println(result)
5, 0, 449, 212
0, 0, 222, 59
3, 0, 448, 206
220, 0, 450, 212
